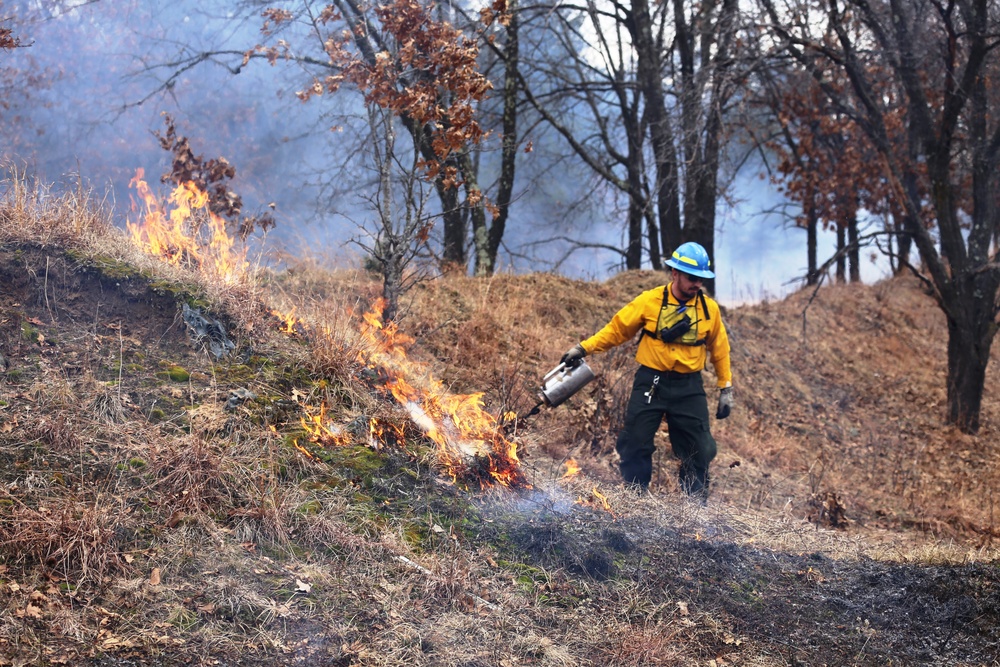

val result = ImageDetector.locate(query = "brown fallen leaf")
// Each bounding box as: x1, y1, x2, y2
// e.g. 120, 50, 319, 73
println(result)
149, 568, 161, 586
20, 604, 42, 619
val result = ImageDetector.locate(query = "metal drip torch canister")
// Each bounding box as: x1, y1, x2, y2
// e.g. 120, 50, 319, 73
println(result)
537, 361, 596, 408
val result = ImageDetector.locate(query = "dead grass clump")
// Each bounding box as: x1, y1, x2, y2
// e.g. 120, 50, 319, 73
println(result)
150, 436, 227, 517
227, 481, 304, 549
294, 499, 372, 556
26, 414, 86, 455
0, 165, 113, 247
303, 316, 372, 404
592, 619, 690, 665
210, 577, 283, 627
90, 388, 129, 424
0, 494, 131, 584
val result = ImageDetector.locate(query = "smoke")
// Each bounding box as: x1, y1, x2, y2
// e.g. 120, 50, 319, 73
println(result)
1, 1, 884, 299
2, 1, 341, 257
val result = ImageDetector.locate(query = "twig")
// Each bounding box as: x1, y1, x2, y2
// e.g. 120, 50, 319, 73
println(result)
394, 555, 499, 610
44, 255, 52, 319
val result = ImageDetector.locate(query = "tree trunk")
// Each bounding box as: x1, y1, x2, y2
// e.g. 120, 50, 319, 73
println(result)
631, 0, 681, 258
438, 160, 467, 271
645, 208, 662, 270
847, 208, 860, 283
835, 224, 846, 283
623, 77, 645, 270
806, 198, 818, 285
945, 296, 996, 433
626, 186, 644, 269
675, 0, 738, 294
473, 0, 519, 277
402, 117, 466, 272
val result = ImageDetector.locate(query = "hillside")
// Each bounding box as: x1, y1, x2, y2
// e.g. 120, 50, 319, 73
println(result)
0, 179, 998, 666
393, 267, 1000, 543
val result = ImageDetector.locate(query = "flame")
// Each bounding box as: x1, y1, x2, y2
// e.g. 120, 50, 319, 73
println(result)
272, 307, 306, 336
300, 403, 351, 447
357, 299, 528, 489
562, 458, 581, 479
127, 168, 250, 283
125, 166, 526, 489
573, 486, 616, 517
591, 486, 611, 511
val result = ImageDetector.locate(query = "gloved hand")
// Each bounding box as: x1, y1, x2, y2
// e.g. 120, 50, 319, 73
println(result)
560, 343, 586, 368
716, 387, 733, 419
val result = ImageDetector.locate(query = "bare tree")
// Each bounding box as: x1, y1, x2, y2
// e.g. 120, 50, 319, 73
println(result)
514, 0, 747, 286
360, 106, 433, 322
759, 0, 1000, 432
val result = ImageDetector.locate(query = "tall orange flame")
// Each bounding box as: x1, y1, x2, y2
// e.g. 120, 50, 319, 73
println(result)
358, 299, 528, 489
127, 168, 250, 283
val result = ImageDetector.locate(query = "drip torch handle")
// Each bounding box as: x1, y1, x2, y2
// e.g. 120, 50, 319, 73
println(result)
542, 362, 568, 383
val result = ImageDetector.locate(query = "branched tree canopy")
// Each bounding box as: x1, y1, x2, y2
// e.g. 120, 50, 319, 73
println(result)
758, 0, 1000, 432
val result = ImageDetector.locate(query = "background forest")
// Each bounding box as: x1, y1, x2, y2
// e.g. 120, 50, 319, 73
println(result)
2, 0, 907, 294
8, 0, 999, 431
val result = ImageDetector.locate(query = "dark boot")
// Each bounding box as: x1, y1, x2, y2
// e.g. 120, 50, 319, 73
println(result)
678, 463, 709, 505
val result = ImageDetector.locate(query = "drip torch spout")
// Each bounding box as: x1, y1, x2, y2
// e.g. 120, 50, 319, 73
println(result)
522, 401, 544, 419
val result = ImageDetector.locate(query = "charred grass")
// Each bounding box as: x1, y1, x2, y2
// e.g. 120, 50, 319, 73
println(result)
1, 173, 1000, 665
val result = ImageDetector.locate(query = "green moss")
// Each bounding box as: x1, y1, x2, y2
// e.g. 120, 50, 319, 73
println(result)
149, 408, 166, 422
217, 363, 256, 384
4, 369, 23, 382
66, 249, 149, 280
156, 362, 190, 383
128, 457, 147, 469
296, 499, 324, 516
20, 321, 39, 344
148, 280, 210, 309
248, 356, 275, 370
402, 522, 429, 548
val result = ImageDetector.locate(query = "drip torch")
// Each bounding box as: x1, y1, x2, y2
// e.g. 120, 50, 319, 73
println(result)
522, 360, 597, 418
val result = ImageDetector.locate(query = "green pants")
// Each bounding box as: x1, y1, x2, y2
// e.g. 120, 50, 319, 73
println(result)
615, 365, 717, 497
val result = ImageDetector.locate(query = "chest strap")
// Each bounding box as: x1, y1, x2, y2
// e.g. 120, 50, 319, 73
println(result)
643, 287, 710, 346
642, 328, 707, 346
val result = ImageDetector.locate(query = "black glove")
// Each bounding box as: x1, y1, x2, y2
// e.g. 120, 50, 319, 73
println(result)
716, 387, 733, 419
560, 343, 586, 367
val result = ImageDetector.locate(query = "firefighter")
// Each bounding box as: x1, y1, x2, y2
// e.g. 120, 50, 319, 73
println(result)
560, 242, 733, 501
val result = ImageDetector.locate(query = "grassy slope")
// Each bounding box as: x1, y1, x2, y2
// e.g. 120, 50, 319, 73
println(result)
0, 180, 998, 666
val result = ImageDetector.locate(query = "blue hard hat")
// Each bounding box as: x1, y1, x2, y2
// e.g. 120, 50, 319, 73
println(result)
665, 242, 715, 279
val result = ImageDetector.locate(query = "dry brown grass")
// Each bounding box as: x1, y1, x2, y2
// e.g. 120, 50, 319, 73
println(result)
2, 170, 1000, 665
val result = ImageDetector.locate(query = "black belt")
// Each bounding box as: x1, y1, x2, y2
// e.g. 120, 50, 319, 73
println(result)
638, 365, 698, 379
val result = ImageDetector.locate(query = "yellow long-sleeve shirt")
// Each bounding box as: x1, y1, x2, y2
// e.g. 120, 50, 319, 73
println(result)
580, 283, 733, 388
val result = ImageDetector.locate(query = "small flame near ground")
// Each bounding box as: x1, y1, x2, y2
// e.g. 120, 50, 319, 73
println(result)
127, 168, 250, 283
271, 307, 307, 336
562, 458, 581, 479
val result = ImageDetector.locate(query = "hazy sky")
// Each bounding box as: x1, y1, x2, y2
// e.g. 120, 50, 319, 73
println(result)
1, 1, 888, 305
